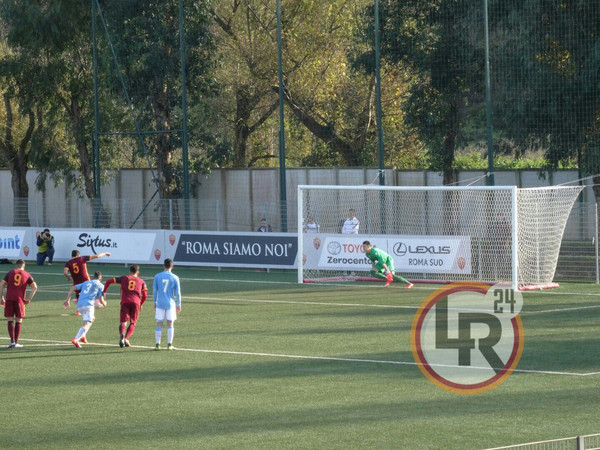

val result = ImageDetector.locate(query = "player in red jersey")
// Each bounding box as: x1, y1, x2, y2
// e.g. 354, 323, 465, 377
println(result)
0, 259, 38, 348
64, 250, 110, 318
103, 264, 147, 348
64, 250, 111, 285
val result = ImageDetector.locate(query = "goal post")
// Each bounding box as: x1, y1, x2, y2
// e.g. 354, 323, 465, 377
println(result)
297, 184, 583, 290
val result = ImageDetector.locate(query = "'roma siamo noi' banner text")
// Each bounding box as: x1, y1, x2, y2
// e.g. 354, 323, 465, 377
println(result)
167, 231, 297, 268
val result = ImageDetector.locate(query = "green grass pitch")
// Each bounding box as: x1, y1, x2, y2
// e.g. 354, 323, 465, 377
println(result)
1, 264, 599, 449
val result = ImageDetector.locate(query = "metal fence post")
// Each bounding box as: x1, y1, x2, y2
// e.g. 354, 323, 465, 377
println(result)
594, 203, 600, 284
216, 200, 221, 231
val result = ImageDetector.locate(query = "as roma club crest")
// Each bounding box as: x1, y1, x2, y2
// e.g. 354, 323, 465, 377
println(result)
313, 238, 321, 250
23, 246, 29, 257
169, 234, 176, 246
154, 249, 161, 260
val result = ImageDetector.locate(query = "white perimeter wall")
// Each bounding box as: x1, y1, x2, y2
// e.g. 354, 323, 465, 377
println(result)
0, 168, 592, 239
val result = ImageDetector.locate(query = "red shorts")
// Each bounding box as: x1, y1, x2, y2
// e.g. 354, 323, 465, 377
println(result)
120, 302, 140, 324
4, 300, 26, 318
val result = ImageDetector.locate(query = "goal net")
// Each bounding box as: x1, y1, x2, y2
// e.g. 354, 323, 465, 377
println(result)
297, 185, 583, 290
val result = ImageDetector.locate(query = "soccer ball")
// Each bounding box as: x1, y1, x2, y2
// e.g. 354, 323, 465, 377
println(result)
94, 299, 105, 309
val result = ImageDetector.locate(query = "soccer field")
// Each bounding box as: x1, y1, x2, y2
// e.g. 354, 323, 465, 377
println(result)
1, 264, 599, 449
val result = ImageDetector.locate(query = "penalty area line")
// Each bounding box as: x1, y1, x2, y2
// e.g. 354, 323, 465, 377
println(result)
3, 337, 598, 377
184, 295, 600, 316
188, 295, 417, 309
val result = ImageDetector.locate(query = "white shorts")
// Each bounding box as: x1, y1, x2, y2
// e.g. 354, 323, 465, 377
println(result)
155, 307, 177, 322
78, 305, 95, 323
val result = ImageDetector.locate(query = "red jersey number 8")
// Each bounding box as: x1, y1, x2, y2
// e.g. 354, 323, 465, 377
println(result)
128, 280, 136, 291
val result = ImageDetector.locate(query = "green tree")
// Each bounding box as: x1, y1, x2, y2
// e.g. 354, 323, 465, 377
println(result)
489, 0, 600, 195
211, 0, 417, 168
0, 88, 35, 225
210, 0, 280, 167
0, 1, 102, 199
278, 0, 385, 166
100, 0, 216, 202
376, 0, 485, 184
0, 22, 58, 225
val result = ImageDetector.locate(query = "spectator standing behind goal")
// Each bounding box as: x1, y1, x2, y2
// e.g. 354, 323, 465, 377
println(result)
103, 264, 148, 348
153, 258, 182, 351
0, 259, 37, 348
362, 241, 413, 289
63, 271, 106, 348
303, 216, 320, 233
64, 250, 111, 316
257, 218, 272, 232
341, 208, 359, 234
35, 228, 55, 265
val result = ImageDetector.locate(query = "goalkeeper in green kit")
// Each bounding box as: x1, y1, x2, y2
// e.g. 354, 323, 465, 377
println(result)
362, 241, 414, 289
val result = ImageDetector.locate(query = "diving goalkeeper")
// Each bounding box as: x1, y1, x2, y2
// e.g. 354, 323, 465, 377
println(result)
362, 241, 413, 289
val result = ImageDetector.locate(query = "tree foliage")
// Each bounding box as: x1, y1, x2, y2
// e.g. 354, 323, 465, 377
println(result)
1, 0, 599, 201
99, 0, 217, 199
375, 0, 486, 184
0, 0, 123, 200
489, 1, 600, 184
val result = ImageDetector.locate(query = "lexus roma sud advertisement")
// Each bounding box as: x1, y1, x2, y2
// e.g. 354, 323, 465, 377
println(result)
306, 235, 471, 274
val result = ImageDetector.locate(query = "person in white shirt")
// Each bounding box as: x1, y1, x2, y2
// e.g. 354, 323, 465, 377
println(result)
303, 217, 320, 233
341, 208, 359, 234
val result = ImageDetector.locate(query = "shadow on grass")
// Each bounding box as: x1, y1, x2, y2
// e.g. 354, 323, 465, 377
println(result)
275, 324, 407, 336
0, 344, 126, 360
5, 347, 424, 385
4, 377, 600, 448
518, 336, 600, 372
296, 307, 417, 319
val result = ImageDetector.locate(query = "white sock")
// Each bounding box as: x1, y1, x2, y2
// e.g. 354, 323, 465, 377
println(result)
167, 326, 174, 344
75, 327, 86, 340
155, 327, 162, 344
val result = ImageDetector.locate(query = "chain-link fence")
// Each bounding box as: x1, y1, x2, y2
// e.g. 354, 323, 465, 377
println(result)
556, 201, 599, 283
21, 197, 290, 233
81, 1, 600, 178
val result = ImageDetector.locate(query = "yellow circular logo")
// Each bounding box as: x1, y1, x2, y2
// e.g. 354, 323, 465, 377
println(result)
410, 282, 524, 394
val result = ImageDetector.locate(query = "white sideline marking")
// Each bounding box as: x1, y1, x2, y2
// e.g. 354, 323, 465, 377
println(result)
26, 286, 600, 316
27, 270, 600, 297
522, 304, 600, 315
3, 337, 599, 377
186, 295, 600, 315
188, 295, 417, 309
26, 271, 600, 313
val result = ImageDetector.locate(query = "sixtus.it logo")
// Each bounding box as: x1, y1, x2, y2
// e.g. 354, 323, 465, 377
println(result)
410, 282, 524, 394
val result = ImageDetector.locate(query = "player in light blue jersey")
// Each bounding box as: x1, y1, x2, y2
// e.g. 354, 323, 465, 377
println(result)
153, 259, 182, 350
63, 271, 106, 348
